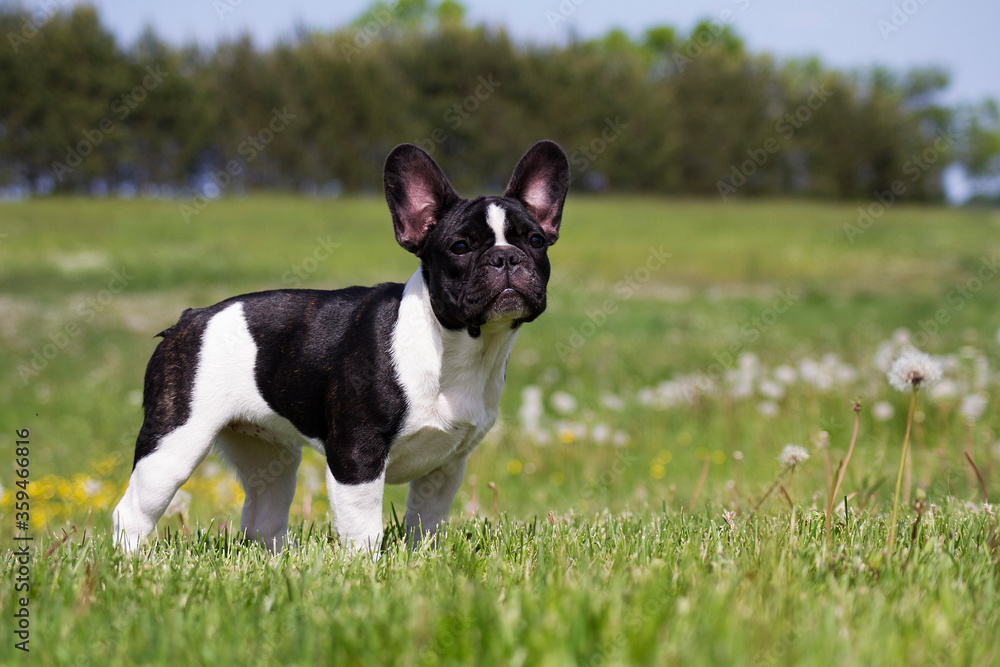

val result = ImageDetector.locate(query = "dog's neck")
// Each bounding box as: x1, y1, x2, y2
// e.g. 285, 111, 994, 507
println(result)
392, 269, 518, 419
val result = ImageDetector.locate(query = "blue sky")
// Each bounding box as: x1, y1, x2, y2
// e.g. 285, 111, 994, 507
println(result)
39, 0, 998, 106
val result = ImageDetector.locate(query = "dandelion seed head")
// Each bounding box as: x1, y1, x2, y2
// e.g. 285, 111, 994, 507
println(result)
959, 393, 988, 422
814, 431, 829, 449
929, 379, 958, 401
758, 379, 786, 400
892, 328, 912, 346
757, 400, 779, 417
591, 422, 612, 444
887, 348, 942, 392
873, 341, 897, 373
519, 385, 544, 430
600, 393, 625, 411
872, 400, 895, 422
778, 444, 809, 469
774, 364, 798, 385
82, 478, 102, 497
550, 391, 578, 415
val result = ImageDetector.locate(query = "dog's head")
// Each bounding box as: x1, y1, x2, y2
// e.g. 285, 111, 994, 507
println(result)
384, 141, 569, 335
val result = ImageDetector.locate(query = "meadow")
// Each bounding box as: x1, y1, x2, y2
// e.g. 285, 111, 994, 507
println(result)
1, 195, 999, 665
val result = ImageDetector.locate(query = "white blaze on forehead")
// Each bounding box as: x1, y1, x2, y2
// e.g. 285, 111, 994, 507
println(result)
486, 203, 509, 246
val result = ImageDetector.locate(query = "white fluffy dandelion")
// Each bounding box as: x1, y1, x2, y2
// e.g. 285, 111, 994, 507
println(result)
519, 386, 544, 431
757, 400, 779, 417
600, 393, 625, 411
814, 431, 830, 449
777, 444, 809, 469
959, 393, 988, 422
590, 422, 612, 444
872, 400, 895, 422
929, 378, 959, 401
550, 391, 578, 415
887, 349, 942, 392
758, 379, 786, 400
774, 364, 798, 385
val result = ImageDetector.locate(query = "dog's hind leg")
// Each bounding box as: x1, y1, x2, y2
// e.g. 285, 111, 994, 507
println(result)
114, 301, 264, 552
113, 417, 221, 552
215, 428, 301, 552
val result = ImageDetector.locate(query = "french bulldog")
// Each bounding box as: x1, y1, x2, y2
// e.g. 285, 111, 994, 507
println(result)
113, 140, 569, 553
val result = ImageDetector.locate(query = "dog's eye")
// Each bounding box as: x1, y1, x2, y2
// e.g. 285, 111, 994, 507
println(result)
528, 234, 546, 249
450, 241, 470, 255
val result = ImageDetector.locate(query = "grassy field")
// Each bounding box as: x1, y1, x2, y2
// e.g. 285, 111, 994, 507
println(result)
1, 195, 1000, 664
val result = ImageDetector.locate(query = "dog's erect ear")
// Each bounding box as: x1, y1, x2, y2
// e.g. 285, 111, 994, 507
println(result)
384, 144, 461, 254
504, 140, 570, 245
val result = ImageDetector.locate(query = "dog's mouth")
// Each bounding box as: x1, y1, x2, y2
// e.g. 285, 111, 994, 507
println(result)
483, 287, 529, 322
493, 287, 525, 309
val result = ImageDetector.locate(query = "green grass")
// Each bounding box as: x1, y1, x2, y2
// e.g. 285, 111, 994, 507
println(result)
7, 507, 1000, 665
2, 195, 1000, 664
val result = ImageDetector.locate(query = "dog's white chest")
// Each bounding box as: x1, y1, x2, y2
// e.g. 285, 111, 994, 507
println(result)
384, 270, 516, 484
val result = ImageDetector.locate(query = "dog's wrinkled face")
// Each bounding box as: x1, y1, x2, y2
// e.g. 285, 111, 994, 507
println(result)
384, 141, 569, 335
419, 196, 550, 331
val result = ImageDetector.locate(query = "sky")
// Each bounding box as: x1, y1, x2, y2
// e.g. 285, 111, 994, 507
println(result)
38, 0, 998, 107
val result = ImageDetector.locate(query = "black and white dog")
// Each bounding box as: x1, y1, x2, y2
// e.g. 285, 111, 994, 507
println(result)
113, 141, 569, 553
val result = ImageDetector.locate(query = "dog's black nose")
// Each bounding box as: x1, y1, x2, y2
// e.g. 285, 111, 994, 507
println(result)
488, 247, 521, 269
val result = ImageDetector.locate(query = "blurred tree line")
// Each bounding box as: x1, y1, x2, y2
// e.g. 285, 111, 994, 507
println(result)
1, 1, 998, 201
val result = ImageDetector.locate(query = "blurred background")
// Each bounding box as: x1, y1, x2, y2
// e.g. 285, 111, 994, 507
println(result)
1, 0, 999, 204
3, 5, 1000, 662
2, 0, 999, 533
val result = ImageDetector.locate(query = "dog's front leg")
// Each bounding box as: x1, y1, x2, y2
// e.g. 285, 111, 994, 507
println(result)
404, 456, 467, 545
325, 465, 386, 555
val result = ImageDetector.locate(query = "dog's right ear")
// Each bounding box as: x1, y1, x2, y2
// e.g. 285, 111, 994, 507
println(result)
383, 144, 460, 254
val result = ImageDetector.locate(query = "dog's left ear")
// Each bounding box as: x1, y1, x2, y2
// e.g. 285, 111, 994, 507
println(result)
504, 140, 570, 245
384, 144, 461, 254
